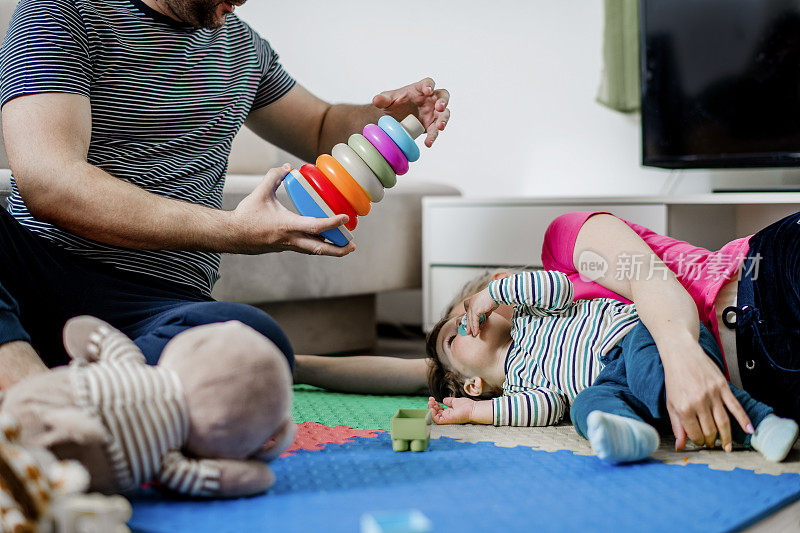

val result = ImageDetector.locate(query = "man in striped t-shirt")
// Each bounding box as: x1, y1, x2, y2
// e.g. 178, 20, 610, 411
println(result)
0, 0, 450, 387
425, 271, 795, 464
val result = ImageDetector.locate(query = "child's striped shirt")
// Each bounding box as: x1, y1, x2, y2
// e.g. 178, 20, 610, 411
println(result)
488, 271, 639, 426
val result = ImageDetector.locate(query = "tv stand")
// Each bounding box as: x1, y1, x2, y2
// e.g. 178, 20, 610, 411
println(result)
713, 185, 800, 193
422, 193, 800, 330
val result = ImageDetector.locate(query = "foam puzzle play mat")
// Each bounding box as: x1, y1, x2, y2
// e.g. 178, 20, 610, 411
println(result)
129, 385, 800, 532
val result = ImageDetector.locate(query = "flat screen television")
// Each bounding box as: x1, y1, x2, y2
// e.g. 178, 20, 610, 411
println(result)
640, 0, 800, 169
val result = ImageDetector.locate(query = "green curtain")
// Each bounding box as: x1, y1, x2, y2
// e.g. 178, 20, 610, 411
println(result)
596, 0, 641, 113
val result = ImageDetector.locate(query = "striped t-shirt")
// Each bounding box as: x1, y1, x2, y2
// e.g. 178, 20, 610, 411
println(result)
0, 0, 296, 295
488, 271, 639, 427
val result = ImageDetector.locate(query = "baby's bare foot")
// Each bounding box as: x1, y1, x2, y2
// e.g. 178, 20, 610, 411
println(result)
63, 316, 144, 364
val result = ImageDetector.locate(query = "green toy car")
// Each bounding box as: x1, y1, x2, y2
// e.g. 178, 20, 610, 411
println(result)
390, 409, 433, 452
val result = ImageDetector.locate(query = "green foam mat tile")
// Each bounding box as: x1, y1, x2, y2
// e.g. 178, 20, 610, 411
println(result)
292, 385, 428, 431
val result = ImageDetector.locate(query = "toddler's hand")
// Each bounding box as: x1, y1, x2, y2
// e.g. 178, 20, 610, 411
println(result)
463, 287, 499, 336
428, 396, 475, 425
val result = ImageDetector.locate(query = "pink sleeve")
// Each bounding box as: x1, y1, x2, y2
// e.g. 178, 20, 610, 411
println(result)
541, 211, 721, 313
541, 211, 632, 303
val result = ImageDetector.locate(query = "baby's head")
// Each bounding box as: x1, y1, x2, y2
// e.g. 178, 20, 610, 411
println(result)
159, 321, 293, 460
426, 270, 520, 401
426, 305, 513, 403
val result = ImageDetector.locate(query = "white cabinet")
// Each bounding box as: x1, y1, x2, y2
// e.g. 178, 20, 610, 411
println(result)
423, 199, 667, 329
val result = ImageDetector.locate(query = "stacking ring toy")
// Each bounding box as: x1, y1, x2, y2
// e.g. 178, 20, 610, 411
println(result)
316, 154, 371, 216
299, 164, 358, 230
283, 170, 353, 247
378, 115, 420, 162
363, 123, 409, 175
282, 115, 425, 247
332, 143, 384, 203
348, 134, 397, 188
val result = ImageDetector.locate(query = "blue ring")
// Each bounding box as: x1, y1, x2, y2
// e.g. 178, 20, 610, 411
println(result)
378, 116, 420, 162
283, 172, 350, 247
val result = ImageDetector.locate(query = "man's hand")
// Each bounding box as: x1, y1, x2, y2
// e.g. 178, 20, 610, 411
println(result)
0, 341, 48, 391
230, 164, 356, 257
428, 396, 475, 425
372, 78, 450, 147
663, 340, 753, 452
463, 287, 499, 336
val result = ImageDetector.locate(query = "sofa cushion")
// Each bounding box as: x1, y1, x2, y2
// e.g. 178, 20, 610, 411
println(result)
0, 169, 10, 208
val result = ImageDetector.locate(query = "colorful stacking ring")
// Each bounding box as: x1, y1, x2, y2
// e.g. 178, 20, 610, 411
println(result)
316, 154, 371, 216
348, 134, 397, 189
363, 123, 409, 175
299, 164, 357, 230
332, 143, 384, 203
378, 115, 420, 162
283, 170, 352, 247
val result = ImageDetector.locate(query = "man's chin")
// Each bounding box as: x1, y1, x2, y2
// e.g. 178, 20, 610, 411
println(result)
206, 4, 231, 27
185, 5, 230, 29
206, 18, 227, 29
192, 14, 227, 29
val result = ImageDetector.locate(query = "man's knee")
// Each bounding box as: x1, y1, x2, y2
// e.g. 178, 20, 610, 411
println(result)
190, 302, 294, 368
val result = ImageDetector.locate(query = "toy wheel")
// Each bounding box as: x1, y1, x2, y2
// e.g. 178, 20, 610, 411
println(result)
410, 439, 428, 452
392, 439, 409, 452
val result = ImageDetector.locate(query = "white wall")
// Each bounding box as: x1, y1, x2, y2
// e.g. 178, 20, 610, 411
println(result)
238, 0, 800, 197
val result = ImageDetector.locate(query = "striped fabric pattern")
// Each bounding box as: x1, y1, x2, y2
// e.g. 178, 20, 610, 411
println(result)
489, 271, 639, 426
72, 359, 196, 492
0, 0, 296, 295
159, 451, 221, 496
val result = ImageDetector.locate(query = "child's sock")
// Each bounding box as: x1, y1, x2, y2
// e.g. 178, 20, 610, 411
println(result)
586, 411, 659, 464
750, 414, 799, 462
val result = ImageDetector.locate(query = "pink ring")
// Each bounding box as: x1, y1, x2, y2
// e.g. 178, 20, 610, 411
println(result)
363, 123, 409, 175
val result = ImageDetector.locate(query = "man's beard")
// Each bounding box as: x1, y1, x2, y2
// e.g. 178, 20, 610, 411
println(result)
165, 0, 230, 29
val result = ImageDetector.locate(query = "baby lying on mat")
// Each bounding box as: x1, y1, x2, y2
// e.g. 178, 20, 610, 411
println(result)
426, 271, 798, 463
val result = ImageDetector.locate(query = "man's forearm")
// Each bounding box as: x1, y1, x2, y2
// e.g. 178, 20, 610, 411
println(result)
23, 160, 241, 252
317, 104, 384, 155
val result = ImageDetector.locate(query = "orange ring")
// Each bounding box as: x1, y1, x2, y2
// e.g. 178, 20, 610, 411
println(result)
316, 154, 371, 216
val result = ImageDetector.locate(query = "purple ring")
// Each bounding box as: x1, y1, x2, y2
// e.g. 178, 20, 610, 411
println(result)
363, 123, 409, 175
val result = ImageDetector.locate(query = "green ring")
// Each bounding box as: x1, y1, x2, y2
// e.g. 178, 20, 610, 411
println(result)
348, 133, 397, 188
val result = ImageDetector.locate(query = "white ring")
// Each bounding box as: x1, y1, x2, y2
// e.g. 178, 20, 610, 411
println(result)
332, 143, 385, 203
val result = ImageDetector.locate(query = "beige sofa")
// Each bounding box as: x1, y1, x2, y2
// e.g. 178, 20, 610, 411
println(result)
0, 1, 459, 354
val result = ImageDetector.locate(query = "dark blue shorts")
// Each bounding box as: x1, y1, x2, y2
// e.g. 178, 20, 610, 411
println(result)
728, 211, 800, 421
0, 208, 293, 368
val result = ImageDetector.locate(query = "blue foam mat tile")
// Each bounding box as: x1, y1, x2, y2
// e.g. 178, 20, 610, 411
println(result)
129, 434, 800, 533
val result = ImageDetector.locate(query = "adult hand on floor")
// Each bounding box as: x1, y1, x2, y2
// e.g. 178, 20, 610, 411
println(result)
663, 343, 753, 452
230, 164, 356, 257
